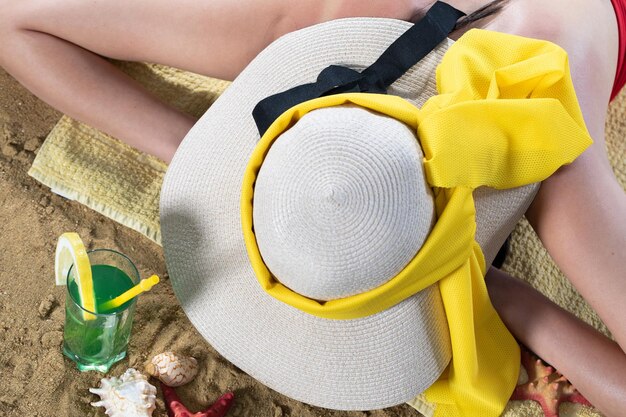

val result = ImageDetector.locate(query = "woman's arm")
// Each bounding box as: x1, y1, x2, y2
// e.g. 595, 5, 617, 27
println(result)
485, 267, 626, 417
499, 5, 626, 415
514, 0, 626, 352
525, 148, 626, 349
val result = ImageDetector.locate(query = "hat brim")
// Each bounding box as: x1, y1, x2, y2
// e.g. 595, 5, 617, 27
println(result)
161, 18, 537, 410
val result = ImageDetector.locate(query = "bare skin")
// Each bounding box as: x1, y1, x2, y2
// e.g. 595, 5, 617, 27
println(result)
0, 0, 624, 415
473, 1, 626, 415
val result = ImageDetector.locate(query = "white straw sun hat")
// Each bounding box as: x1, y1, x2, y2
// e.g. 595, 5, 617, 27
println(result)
159, 15, 543, 411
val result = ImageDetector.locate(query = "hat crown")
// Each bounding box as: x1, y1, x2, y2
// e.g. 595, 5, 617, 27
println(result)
253, 106, 435, 300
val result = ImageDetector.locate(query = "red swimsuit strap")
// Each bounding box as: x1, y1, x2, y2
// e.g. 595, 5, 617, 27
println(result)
611, 0, 626, 101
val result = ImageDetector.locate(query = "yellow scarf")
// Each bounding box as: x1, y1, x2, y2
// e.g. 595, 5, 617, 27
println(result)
241, 29, 592, 417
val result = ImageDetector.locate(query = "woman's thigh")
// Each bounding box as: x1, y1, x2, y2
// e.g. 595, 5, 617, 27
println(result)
9, 0, 296, 79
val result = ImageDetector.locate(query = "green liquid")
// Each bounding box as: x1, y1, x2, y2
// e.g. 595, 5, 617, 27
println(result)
68, 264, 135, 314
63, 265, 136, 372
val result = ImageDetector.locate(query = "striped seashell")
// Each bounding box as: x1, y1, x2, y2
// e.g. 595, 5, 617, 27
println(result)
146, 351, 198, 387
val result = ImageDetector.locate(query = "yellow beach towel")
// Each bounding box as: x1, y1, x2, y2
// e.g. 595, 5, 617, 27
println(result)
28, 57, 625, 417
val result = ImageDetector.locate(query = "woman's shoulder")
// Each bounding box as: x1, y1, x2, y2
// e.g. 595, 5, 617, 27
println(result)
484, 0, 618, 134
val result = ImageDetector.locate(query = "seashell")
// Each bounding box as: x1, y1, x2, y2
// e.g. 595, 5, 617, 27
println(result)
145, 351, 198, 387
90, 368, 157, 417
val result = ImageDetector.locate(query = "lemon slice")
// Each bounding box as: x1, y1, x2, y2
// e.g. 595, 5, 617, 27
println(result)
55, 233, 96, 316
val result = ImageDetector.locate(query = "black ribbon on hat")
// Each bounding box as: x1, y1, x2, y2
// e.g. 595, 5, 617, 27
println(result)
252, 1, 465, 136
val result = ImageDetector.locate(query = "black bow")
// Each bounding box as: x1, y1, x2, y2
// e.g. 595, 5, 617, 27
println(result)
252, 1, 465, 136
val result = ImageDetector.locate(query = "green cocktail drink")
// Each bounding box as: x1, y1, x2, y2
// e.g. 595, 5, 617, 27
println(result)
70, 265, 136, 312
62, 249, 139, 372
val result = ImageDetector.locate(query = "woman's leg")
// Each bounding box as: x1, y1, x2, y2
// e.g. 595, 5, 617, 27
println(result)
0, 0, 314, 162
0, 0, 422, 161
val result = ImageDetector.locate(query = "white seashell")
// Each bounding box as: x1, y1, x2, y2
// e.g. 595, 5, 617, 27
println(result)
90, 368, 157, 417
146, 351, 198, 387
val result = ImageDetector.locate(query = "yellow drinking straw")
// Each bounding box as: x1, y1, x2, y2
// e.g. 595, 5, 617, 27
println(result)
99, 274, 160, 311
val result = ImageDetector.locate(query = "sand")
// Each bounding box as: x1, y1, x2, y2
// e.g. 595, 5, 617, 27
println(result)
0, 68, 424, 417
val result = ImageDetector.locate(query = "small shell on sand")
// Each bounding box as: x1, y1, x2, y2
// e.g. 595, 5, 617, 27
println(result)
145, 352, 198, 387
90, 368, 157, 417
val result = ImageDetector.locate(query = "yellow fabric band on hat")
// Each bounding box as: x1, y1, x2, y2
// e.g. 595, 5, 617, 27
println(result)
241, 28, 592, 417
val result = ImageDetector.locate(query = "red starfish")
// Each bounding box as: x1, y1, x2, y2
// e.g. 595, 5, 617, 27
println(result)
160, 382, 235, 417
510, 346, 592, 417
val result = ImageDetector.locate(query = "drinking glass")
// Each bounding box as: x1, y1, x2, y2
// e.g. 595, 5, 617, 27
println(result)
62, 249, 139, 372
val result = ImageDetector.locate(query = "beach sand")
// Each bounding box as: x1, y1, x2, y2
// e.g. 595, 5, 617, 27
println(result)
0, 63, 612, 417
